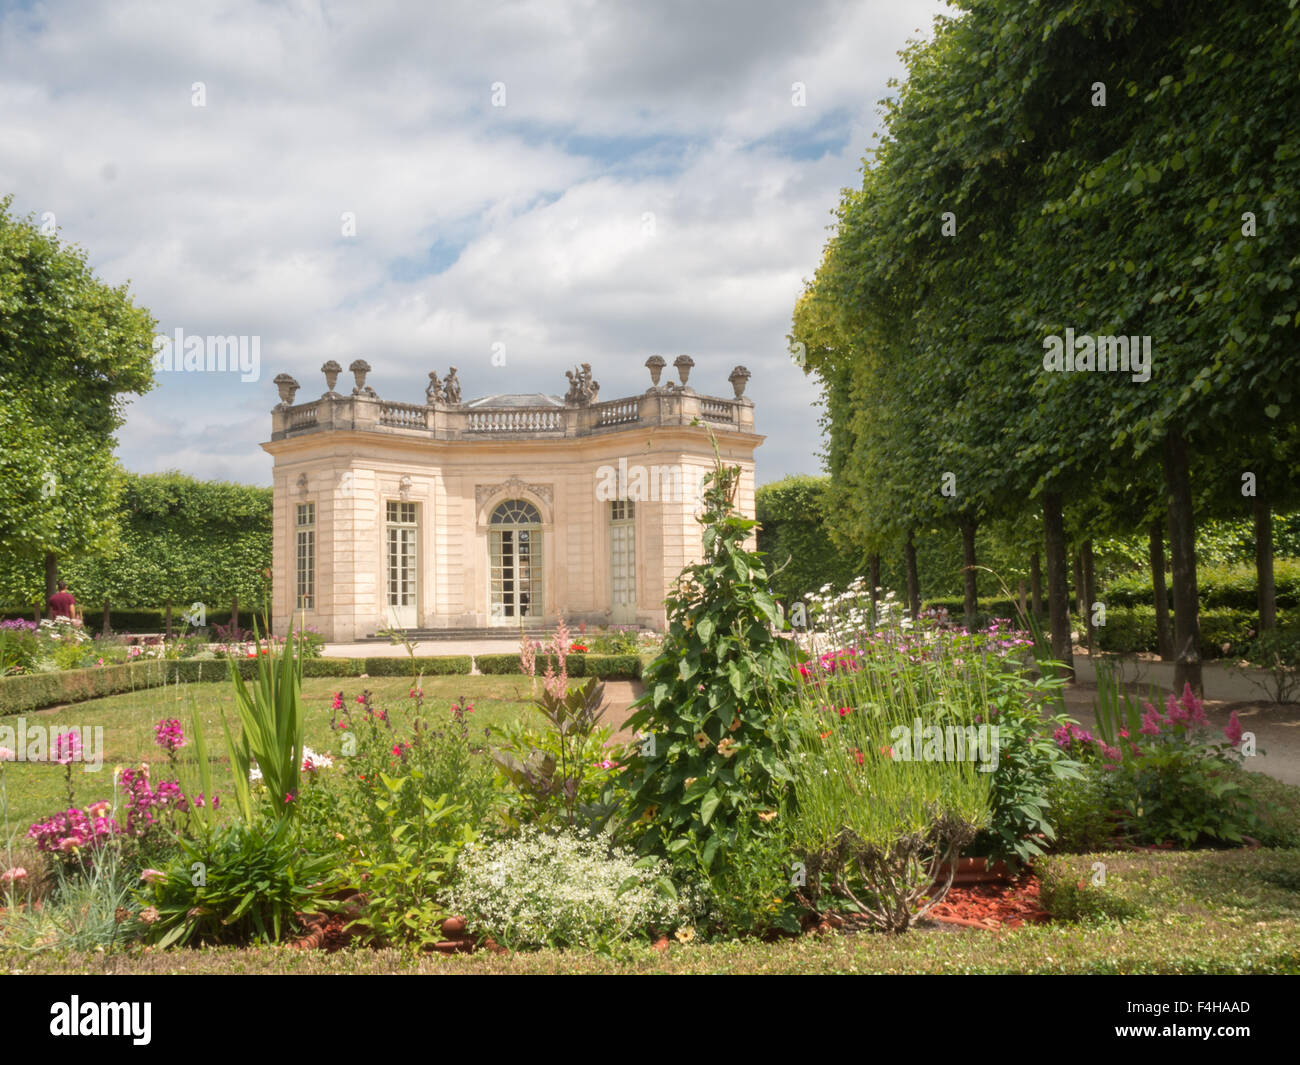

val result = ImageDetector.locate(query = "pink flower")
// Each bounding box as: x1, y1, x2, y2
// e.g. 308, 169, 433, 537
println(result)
1139, 702, 1164, 737
140, 868, 166, 884
53, 730, 82, 766
0, 867, 27, 885
0, 747, 15, 761
1224, 711, 1243, 748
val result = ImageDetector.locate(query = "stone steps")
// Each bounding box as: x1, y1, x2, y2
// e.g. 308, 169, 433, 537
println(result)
358, 626, 649, 642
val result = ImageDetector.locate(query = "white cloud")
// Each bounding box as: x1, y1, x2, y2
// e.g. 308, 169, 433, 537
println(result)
0, 0, 948, 486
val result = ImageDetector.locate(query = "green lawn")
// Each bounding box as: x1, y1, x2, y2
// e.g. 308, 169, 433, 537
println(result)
5, 849, 1298, 974
0, 675, 541, 834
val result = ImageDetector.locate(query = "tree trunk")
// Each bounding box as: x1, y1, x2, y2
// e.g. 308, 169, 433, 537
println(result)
1017, 578, 1028, 619
960, 519, 979, 630
102, 599, 110, 636
1042, 493, 1075, 681
904, 530, 922, 621
232, 594, 239, 632
1030, 551, 1043, 617
165, 600, 173, 639
1081, 539, 1097, 655
43, 552, 58, 605
1163, 431, 1202, 694
868, 553, 881, 628
1254, 497, 1276, 632
1149, 521, 1173, 659
1073, 550, 1086, 625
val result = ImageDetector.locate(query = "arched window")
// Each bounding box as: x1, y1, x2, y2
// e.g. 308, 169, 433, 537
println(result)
489, 499, 543, 620
490, 499, 542, 526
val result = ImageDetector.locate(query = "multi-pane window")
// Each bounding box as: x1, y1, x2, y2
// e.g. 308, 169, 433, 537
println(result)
609, 500, 636, 616
489, 499, 543, 619
295, 503, 315, 609
385, 502, 418, 611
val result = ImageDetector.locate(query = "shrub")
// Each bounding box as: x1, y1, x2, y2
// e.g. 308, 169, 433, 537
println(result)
447, 828, 698, 950
1234, 628, 1300, 703
360, 655, 472, 677
1095, 605, 1279, 659
1044, 768, 1115, 853
1038, 859, 1145, 922
1055, 684, 1258, 847
1104, 560, 1300, 611
138, 817, 340, 947
784, 612, 999, 932
322, 688, 500, 946
622, 459, 799, 878
0, 620, 39, 676
0, 659, 259, 717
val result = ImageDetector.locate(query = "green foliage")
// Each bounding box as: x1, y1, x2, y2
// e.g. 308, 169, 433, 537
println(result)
0, 657, 262, 717
0, 472, 273, 612
975, 691, 1085, 869
473, 652, 641, 678
139, 817, 339, 947
222, 626, 306, 821
1038, 861, 1146, 923
0, 196, 157, 585
357, 655, 473, 676
1235, 628, 1300, 703
321, 688, 498, 946
622, 458, 799, 876
756, 476, 861, 602
447, 828, 699, 950
1095, 605, 1287, 659
492, 672, 613, 827
1104, 560, 1300, 610
345, 791, 472, 950
0, 626, 39, 675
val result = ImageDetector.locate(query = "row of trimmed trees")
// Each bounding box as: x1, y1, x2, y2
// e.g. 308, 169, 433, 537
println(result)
793, 0, 1300, 692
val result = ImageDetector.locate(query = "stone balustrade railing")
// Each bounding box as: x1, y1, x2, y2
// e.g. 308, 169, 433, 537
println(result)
271, 378, 754, 441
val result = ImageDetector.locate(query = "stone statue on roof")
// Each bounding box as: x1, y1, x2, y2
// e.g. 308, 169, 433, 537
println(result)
564, 363, 599, 406
426, 371, 444, 403
442, 366, 462, 405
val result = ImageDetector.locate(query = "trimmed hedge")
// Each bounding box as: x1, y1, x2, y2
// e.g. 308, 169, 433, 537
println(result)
0, 658, 258, 716
358, 656, 473, 677
922, 598, 1025, 620
474, 653, 642, 679
1094, 606, 1296, 659
0, 608, 246, 634
0, 655, 475, 715
1103, 560, 1300, 610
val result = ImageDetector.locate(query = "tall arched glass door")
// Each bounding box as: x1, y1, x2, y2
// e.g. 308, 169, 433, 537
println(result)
489, 499, 543, 621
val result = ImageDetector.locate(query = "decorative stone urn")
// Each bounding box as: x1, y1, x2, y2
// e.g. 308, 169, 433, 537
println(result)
673, 355, 695, 387
645, 355, 666, 388
349, 359, 374, 396
321, 360, 342, 394
728, 365, 751, 399
273, 373, 300, 407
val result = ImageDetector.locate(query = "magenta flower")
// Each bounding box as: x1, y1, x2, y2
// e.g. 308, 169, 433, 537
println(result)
1224, 711, 1243, 748
153, 718, 186, 753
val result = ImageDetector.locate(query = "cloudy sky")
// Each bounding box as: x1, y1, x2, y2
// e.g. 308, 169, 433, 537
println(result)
0, 0, 947, 485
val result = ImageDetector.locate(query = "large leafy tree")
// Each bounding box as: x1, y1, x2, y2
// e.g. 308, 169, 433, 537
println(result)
0, 196, 156, 602
795, 0, 1300, 692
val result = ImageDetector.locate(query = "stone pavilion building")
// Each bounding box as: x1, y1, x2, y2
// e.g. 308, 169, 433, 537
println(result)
263, 356, 762, 641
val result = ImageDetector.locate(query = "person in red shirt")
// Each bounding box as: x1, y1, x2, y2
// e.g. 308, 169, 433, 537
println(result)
47, 580, 79, 622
